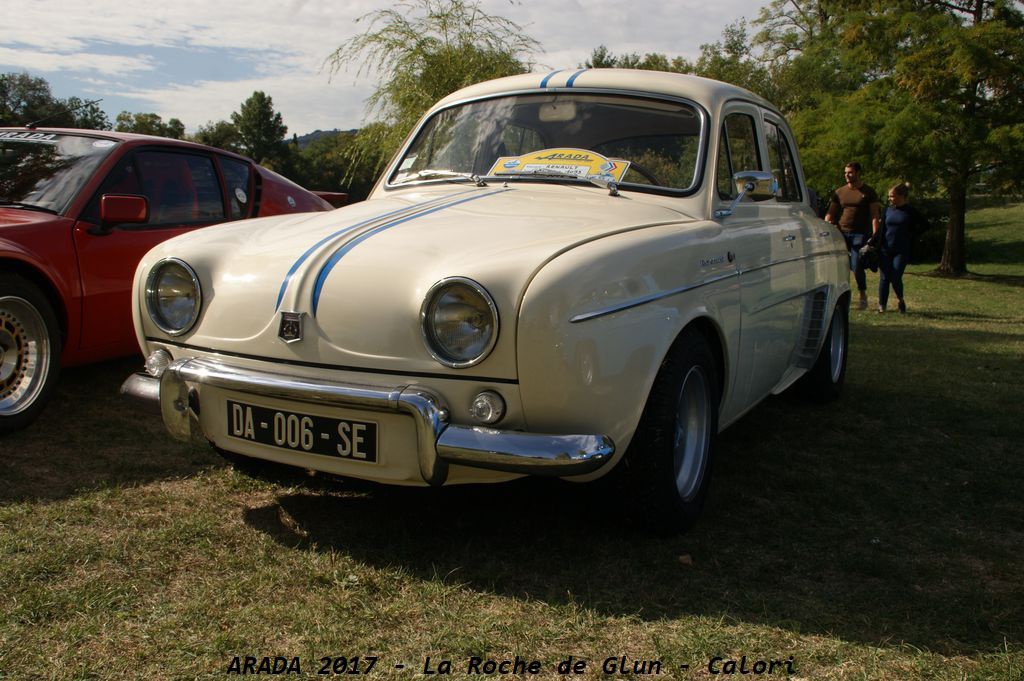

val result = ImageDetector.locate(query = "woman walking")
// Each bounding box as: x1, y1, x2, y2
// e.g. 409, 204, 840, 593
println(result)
878, 183, 927, 313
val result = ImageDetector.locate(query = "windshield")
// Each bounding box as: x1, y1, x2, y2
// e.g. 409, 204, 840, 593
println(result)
390, 93, 705, 193
0, 131, 119, 214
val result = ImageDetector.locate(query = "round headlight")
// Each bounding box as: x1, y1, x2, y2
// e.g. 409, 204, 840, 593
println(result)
145, 258, 202, 336
421, 277, 498, 368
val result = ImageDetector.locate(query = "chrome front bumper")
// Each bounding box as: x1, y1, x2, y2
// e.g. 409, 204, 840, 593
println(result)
121, 357, 614, 486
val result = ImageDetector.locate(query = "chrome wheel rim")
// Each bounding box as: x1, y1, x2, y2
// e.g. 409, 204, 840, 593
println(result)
0, 296, 51, 416
829, 310, 846, 384
672, 366, 711, 501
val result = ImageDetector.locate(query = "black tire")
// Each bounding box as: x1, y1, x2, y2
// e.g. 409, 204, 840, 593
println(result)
624, 329, 720, 534
0, 273, 62, 434
798, 299, 848, 402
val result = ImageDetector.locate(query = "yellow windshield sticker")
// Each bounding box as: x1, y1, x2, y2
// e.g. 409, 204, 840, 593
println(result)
487, 148, 630, 182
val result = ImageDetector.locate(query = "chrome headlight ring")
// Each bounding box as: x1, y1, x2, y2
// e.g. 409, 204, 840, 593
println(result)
145, 258, 202, 336
420, 277, 499, 369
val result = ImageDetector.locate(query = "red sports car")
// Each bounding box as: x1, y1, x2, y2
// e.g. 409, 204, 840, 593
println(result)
0, 127, 338, 432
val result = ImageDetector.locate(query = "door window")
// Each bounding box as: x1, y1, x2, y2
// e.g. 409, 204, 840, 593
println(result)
86, 150, 225, 227
764, 121, 802, 202
716, 113, 761, 200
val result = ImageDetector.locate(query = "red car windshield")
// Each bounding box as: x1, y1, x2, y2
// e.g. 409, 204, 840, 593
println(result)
0, 132, 119, 215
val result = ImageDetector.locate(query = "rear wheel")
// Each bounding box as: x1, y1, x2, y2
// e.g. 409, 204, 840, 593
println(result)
798, 299, 848, 401
625, 329, 720, 534
0, 273, 61, 433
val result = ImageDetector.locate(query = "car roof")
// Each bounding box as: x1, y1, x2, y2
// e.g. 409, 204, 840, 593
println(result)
0, 127, 254, 162
432, 68, 777, 115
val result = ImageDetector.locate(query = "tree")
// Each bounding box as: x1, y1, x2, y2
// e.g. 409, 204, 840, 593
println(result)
583, 22, 776, 100
115, 111, 185, 139
324, 0, 539, 179
754, 0, 1024, 275
192, 119, 242, 153
896, 0, 1024, 274
0, 72, 110, 129
231, 91, 287, 165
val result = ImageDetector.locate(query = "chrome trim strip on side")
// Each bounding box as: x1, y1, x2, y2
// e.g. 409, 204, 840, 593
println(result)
569, 270, 739, 323
569, 246, 847, 324
122, 357, 614, 485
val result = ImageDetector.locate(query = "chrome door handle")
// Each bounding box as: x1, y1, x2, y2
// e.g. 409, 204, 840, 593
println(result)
818, 231, 832, 237
783, 235, 796, 242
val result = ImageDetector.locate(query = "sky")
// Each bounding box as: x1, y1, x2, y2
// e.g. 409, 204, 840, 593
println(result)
1, 0, 771, 137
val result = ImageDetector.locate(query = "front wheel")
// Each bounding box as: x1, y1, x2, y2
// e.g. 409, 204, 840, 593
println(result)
0, 273, 62, 433
624, 329, 720, 534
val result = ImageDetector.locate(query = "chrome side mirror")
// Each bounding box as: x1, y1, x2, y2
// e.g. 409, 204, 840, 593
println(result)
714, 171, 779, 219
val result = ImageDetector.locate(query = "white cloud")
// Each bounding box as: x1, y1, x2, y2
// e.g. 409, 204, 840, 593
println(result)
1, 0, 769, 134
0, 47, 155, 77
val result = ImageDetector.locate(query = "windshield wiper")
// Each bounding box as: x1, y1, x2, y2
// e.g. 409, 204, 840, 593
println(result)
0, 201, 59, 215
498, 169, 620, 196
394, 169, 486, 186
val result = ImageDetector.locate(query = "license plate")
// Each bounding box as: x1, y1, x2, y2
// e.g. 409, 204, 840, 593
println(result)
226, 399, 378, 462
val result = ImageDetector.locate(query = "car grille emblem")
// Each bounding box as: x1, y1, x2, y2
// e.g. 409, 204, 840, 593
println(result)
278, 312, 304, 343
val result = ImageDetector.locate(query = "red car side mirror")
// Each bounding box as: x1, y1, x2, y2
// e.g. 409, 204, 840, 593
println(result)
101, 194, 149, 225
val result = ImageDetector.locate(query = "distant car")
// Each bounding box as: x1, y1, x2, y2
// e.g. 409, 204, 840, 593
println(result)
122, 69, 850, 532
0, 127, 337, 432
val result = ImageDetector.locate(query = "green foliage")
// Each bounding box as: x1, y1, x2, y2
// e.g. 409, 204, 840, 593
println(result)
583, 22, 777, 102
278, 131, 379, 201
114, 111, 185, 139
191, 119, 242, 153
324, 0, 539, 183
752, 0, 1024, 274
230, 91, 287, 165
0, 72, 110, 129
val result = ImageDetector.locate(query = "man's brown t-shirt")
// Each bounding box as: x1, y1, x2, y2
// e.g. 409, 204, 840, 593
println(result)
830, 184, 879, 235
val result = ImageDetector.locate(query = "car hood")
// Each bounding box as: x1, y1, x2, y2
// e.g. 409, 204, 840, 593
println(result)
0, 206, 62, 229
139, 184, 697, 378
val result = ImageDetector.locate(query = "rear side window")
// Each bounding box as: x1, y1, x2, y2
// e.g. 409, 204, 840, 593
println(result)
764, 120, 802, 202
220, 157, 252, 219
716, 113, 761, 199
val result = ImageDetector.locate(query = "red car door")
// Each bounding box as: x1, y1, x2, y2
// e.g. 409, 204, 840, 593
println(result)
72, 148, 234, 355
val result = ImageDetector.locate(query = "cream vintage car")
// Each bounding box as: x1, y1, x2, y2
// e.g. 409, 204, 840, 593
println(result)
122, 69, 850, 532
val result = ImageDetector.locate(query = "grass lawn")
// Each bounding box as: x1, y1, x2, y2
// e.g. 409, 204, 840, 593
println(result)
1, 203, 1022, 680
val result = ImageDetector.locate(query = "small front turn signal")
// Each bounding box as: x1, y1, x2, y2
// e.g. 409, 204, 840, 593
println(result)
144, 349, 173, 378
470, 390, 506, 425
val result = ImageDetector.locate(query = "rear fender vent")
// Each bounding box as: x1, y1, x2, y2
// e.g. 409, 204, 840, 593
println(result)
794, 287, 829, 369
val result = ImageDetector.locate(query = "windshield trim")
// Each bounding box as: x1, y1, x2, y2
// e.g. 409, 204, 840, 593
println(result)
382, 87, 709, 197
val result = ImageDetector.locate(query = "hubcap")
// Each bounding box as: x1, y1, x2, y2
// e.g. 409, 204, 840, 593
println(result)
0, 296, 50, 416
829, 311, 846, 383
672, 366, 711, 501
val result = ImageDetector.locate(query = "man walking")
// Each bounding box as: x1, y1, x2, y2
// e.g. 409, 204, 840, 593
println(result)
825, 162, 881, 310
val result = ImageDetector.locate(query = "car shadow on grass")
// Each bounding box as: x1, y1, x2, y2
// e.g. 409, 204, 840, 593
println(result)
242, 322, 1023, 656
0, 355, 220, 504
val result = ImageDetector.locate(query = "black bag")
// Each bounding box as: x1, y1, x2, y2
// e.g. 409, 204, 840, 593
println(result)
858, 239, 880, 272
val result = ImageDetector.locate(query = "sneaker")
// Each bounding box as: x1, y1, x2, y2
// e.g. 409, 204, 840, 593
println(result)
858, 294, 868, 310
877, 305, 886, 313
898, 300, 906, 314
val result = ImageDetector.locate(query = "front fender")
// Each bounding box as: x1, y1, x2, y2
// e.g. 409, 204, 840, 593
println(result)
516, 222, 740, 478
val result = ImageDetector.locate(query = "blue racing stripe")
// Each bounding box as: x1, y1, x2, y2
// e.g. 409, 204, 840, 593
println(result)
539, 70, 564, 88
566, 68, 588, 87
275, 189, 478, 310
311, 188, 512, 315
